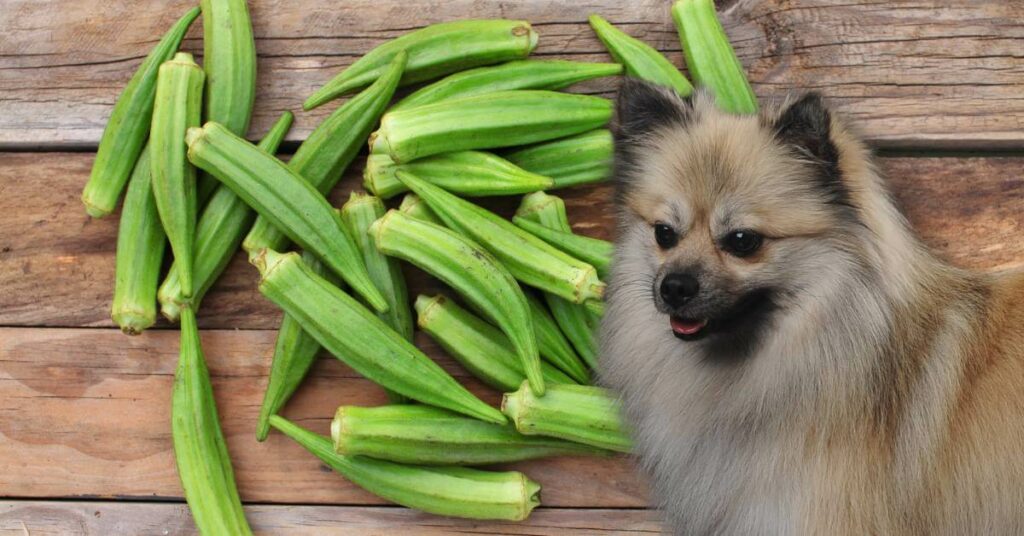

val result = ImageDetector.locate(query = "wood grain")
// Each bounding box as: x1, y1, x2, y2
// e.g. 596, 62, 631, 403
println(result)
0, 502, 662, 535
1, 0, 1022, 150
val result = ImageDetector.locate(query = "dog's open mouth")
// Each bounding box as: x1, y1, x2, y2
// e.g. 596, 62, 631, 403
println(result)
670, 316, 709, 340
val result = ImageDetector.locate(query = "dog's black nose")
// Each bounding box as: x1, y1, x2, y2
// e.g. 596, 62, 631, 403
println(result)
660, 273, 699, 307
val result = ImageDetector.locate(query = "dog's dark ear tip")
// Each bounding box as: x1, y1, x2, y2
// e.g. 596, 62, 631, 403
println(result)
613, 78, 691, 141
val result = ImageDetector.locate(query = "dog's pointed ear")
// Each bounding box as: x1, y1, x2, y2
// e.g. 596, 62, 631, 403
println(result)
613, 78, 693, 143
773, 93, 846, 203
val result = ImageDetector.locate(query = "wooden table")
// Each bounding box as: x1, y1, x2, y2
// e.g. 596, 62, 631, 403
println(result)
1, 0, 1022, 533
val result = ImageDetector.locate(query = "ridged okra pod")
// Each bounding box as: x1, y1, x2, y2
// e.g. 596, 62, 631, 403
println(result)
304, 20, 538, 110
391, 59, 622, 111
514, 216, 612, 279
111, 146, 166, 335
370, 211, 544, 396
271, 416, 540, 521
672, 0, 758, 114
589, 14, 693, 96
150, 52, 205, 300
371, 90, 612, 164
173, 308, 252, 535
397, 171, 605, 306
502, 382, 632, 453
332, 405, 607, 465
243, 52, 406, 258
81, 7, 199, 218
185, 122, 389, 312
504, 129, 613, 189
254, 248, 504, 424
160, 111, 294, 322
415, 295, 575, 392
523, 292, 590, 384
363, 151, 552, 199
398, 193, 443, 225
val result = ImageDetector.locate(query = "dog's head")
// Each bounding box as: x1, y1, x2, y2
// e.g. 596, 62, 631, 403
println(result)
609, 79, 866, 361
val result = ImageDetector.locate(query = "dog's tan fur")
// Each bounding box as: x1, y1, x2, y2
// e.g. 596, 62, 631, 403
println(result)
600, 82, 1024, 534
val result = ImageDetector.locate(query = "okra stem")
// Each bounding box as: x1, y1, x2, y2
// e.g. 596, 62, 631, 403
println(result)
502, 382, 632, 453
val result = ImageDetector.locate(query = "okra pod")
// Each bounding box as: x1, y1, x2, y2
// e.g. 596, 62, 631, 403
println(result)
111, 146, 166, 335
332, 405, 607, 465
81, 7, 199, 218
254, 248, 504, 424
589, 14, 693, 96
271, 416, 540, 521
186, 122, 389, 312
415, 295, 575, 392
391, 59, 622, 111
304, 20, 538, 110
672, 0, 758, 114
504, 129, 613, 189
397, 171, 605, 305
243, 52, 407, 258
502, 382, 632, 453
523, 292, 590, 384
371, 90, 612, 164
159, 111, 293, 322
398, 193, 443, 225
150, 52, 205, 300
173, 308, 252, 535
369, 210, 544, 396
513, 216, 612, 279
363, 151, 552, 199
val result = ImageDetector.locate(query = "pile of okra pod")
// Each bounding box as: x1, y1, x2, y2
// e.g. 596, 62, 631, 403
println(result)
81, 0, 757, 531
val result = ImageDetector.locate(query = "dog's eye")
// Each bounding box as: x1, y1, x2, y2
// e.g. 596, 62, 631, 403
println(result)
654, 223, 678, 249
721, 230, 763, 257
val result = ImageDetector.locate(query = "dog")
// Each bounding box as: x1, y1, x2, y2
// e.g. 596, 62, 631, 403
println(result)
599, 79, 1024, 535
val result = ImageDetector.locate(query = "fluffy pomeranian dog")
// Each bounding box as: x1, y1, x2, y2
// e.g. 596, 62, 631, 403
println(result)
600, 79, 1024, 535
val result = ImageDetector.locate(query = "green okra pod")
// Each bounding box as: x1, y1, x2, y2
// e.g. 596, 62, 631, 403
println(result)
370, 210, 544, 396
504, 129, 613, 189
396, 171, 605, 306
185, 122, 389, 313
81, 7, 200, 218
304, 20, 538, 110
271, 416, 540, 521
150, 52, 205, 300
523, 292, 590, 384
398, 193, 443, 225
672, 0, 758, 114
502, 381, 632, 453
513, 216, 613, 279
415, 294, 575, 392
589, 14, 693, 96
371, 90, 613, 164
111, 146, 166, 335
391, 59, 622, 111
173, 308, 252, 535
254, 248, 504, 424
332, 405, 608, 465
159, 111, 294, 322
243, 52, 407, 258
363, 151, 552, 200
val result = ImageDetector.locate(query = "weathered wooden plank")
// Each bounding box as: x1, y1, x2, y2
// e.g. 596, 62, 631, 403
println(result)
0, 501, 663, 535
0, 327, 649, 507
1, 0, 1022, 149
1, 153, 1021, 329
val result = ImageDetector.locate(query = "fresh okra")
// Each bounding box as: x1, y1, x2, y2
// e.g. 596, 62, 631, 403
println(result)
332, 405, 608, 465
173, 308, 252, 535
243, 52, 407, 259
513, 216, 613, 279
502, 382, 632, 453
397, 171, 605, 306
672, 0, 758, 114
397, 193, 443, 225
159, 111, 293, 322
363, 151, 552, 200
391, 59, 622, 111
81, 7, 199, 218
415, 295, 575, 392
150, 52, 205, 300
185, 122, 389, 312
110, 146, 166, 335
371, 90, 613, 164
523, 292, 590, 384
271, 416, 541, 521
254, 248, 504, 424
504, 129, 613, 189
369, 210, 544, 396
304, 20, 538, 110
589, 14, 693, 96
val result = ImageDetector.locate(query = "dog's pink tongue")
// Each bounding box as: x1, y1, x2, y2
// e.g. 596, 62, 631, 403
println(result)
671, 317, 708, 335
